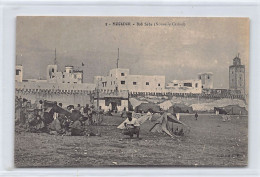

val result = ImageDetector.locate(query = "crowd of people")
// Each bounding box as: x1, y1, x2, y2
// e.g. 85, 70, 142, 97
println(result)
15, 97, 192, 139
15, 96, 103, 136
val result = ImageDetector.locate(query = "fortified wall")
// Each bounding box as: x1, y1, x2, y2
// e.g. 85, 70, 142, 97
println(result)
15, 81, 245, 109
15, 82, 96, 107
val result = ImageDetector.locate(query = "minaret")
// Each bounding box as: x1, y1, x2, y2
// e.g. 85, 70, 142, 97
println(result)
229, 53, 245, 95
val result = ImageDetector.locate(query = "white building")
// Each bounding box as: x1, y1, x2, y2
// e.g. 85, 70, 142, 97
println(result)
198, 72, 213, 89
47, 65, 83, 84
94, 68, 165, 93
23, 79, 47, 83
93, 91, 129, 112
166, 79, 202, 93
15, 65, 23, 82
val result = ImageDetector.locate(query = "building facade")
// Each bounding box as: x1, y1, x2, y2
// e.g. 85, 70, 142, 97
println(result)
166, 79, 202, 93
198, 72, 213, 89
93, 91, 129, 112
229, 55, 245, 95
94, 68, 165, 93
15, 65, 23, 82
47, 65, 83, 84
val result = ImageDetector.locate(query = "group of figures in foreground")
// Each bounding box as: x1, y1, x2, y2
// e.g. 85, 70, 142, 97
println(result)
15, 96, 190, 139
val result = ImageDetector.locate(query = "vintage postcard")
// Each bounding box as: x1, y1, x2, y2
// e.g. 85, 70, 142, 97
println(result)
15, 17, 249, 167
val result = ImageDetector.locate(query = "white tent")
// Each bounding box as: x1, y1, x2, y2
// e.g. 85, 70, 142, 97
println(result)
159, 100, 172, 110
129, 98, 148, 109
117, 113, 152, 129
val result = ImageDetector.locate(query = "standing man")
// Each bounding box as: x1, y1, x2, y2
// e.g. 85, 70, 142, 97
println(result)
121, 107, 127, 119
75, 104, 81, 111
123, 112, 140, 139
37, 100, 44, 117
52, 101, 59, 121
176, 113, 180, 120
147, 109, 153, 121
195, 112, 198, 120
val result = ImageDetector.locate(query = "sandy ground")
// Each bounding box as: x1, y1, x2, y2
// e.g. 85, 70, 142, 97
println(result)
15, 114, 248, 167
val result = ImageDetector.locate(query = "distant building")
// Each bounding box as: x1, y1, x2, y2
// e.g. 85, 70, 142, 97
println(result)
47, 65, 83, 84
229, 55, 245, 95
198, 72, 213, 89
15, 65, 23, 82
166, 79, 202, 94
94, 68, 165, 93
23, 79, 47, 83
93, 91, 129, 112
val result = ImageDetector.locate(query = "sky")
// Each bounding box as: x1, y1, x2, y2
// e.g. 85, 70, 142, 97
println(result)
16, 17, 249, 89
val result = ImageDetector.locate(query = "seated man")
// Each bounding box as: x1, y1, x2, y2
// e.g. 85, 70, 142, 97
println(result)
71, 117, 85, 136
123, 112, 140, 139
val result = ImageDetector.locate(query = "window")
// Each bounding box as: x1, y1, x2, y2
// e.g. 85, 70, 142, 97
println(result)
184, 83, 192, 87
52, 68, 54, 72
68, 82, 70, 83
174, 84, 178, 86
111, 81, 112, 85
208, 76, 210, 79
16, 70, 20, 75
63, 75, 65, 78
195, 83, 198, 88
74, 75, 77, 79
102, 82, 107, 87
199, 76, 201, 79
111, 74, 112, 77
74, 82, 77, 84
133, 82, 137, 85
121, 73, 125, 76
158, 83, 160, 86
69, 70, 72, 73
121, 81, 125, 85
146, 82, 149, 85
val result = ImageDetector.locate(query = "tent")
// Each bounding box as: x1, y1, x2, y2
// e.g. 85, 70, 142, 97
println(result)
129, 98, 147, 109
150, 113, 189, 137
159, 100, 173, 110
151, 113, 162, 121
41, 101, 73, 125
214, 105, 248, 115
50, 118, 62, 132
135, 103, 161, 113
44, 100, 71, 117
117, 113, 153, 129
117, 112, 189, 137
70, 110, 82, 121
168, 103, 193, 114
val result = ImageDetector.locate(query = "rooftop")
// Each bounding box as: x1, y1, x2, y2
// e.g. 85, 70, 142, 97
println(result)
198, 72, 213, 75
73, 70, 83, 73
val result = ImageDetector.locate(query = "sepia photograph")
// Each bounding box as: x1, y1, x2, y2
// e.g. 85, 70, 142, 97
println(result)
14, 16, 249, 167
